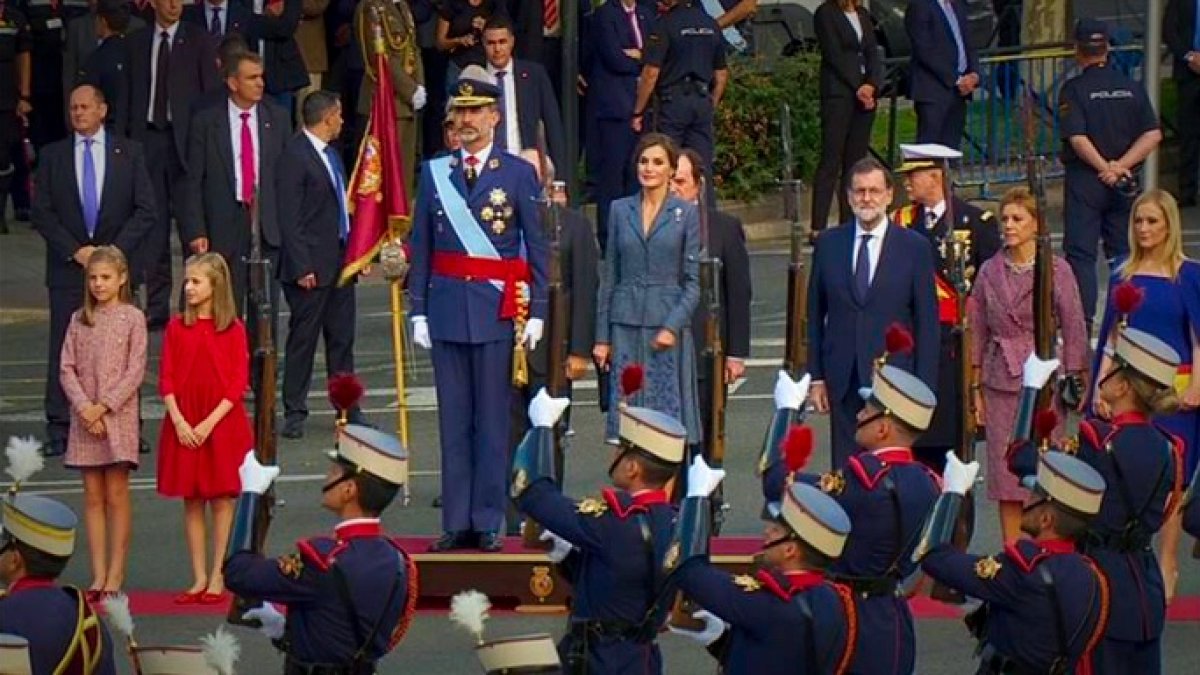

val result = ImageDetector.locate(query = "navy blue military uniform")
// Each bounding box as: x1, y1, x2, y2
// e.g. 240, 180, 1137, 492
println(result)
1010, 414, 1183, 674
642, 1, 726, 178
923, 537, 1108, 673
518, 483, 675, 674
224, 519, 416, 672
0, 1, 31, 234
765, 448, 940, 674
0, 579, 118, 674
1060, 58, 1160, 326
76, 33, 132, 135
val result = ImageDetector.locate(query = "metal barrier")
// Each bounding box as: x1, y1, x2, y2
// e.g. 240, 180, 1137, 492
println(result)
879, 42, 1144, 198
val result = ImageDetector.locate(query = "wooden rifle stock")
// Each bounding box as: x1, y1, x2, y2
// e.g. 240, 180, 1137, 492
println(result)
228, 196, 279, 625
779, 103, 808, 376
1030, 156, 1056, 411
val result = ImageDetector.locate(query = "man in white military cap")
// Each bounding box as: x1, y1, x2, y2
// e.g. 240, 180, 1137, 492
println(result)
0, 494, 117, 674
917, 450, 1110, 674
510, 389, 682, 674
223, 425, 418, 674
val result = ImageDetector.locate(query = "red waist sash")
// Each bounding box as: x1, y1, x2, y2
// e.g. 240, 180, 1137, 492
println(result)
431, 252, 530, 319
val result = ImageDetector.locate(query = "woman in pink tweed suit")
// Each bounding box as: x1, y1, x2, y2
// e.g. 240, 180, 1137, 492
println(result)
59, 246, 147, 599
968, 187, 1089, 543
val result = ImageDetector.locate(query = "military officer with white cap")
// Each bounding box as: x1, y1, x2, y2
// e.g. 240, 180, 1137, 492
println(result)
666, 461, 857, 675
0, 493, 117, 674
917, 450, 1110, 673
476, 633, 562, 674
511, 389, 683, 675
762, 339, 941, 675
223, 425, 418, 675
1009, 327, 1185, 674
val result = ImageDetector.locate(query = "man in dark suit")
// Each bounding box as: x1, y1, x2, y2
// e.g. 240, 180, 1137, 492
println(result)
673, 148, 751, 462
127, 0, 218, 328
77, 0, 135, 135
481, 14, 565, 172
247, 0, 307, 110
586, 0, 653, 249
807, 157, 939, 466
182, 0, 252, 38
904, 0, 979, 149
63, 0, 146, 129
1165, 0, 1200, 206
32, 84, 156, 456
276, 90, 362, 439
182, 50, 289, 317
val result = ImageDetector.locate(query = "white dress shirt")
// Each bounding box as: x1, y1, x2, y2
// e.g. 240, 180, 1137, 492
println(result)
304, 129, 339, 192
486, 61, 521, 152
206, 1, 226, 35
74, 127, 107, 208
228, 99, 261, 202
462, 142, 494, 178
851, 219, 889, 285
146, 21, 181, 123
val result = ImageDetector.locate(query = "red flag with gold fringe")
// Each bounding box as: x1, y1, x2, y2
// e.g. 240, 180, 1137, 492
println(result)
339, 50, 409, 286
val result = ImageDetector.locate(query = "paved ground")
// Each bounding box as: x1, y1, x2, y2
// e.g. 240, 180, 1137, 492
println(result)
1, 198, 1198, 673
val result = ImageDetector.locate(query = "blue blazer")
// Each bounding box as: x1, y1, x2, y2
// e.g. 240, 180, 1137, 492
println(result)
408, 147, 549, 345
806, 222, 939, 397
597, 194, 700, 341
905, 0, 979, 104
588, 0, 655, 121
275, 133, 345, 287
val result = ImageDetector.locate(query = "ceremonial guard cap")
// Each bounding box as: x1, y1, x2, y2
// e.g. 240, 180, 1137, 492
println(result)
476, 633, 562, 674
1, 494, 77, 557
134, 646, 220, 675
329, 424, 409, 487
1034, 452, 1107, 517
859, 365, 938, 432
0, 634, 32, 675
619, 406, 687, 466
1109, 327, 1182, 389
768, 482, 853, 559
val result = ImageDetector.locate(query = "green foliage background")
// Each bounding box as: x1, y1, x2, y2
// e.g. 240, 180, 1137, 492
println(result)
713, 55, 821, 202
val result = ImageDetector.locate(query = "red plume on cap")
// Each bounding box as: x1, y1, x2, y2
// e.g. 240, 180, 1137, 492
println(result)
884, 323, 915, 357
620, 363, 645, 399
328, 372, 365, 413
1113, 281, 1145, 317
782, 424, 814, 473
1034, 408, 1058, 444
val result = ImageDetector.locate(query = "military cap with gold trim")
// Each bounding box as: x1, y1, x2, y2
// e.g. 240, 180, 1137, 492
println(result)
766, 482, 852, 559
859, 365, 938, 431
1110, 327, 1182, 390
450, 65, 502, 108
134, 646, 220, 675
1034, 452, 1106, 517
896, 143, 962, 174
328, 424, 408, 487
0, 634, 32, 675
476, 633, 561, 674
1, 494, 77, 557
618, 406, 687, 466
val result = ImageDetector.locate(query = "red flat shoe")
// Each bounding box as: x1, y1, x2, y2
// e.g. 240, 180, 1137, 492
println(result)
173, 591, 203, 605
85, 589, 103, 604
198, 592, 228, 605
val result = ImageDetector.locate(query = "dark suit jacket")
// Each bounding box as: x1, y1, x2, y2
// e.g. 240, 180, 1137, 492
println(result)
692, 209, 752, 371
180, 97, 291, 252
182, 0, 254, 40
1165, 0, 1199, 80
77, 35, 133, 136
64, 12, 145, 121
126, 21, 219, 158
276, 132, 345, 286
247, 0, 310, 94
529, 206, 601, 375
807, 222, 939, 397
32, 133, 157, 289
904, 0, 979, 104
814, 1, 882, 100
588, 0, 654, 121
502, 59, 566, 170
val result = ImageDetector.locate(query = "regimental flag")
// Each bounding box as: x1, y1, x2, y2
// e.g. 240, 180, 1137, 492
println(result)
340, 47, 409, 286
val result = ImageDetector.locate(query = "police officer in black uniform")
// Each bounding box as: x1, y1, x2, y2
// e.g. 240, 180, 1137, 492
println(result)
76, 0, 133, 135
20, 0, 89, 147
1060, 18, 1163, 330
0, 0, 31, 235
632, 0, 728, 188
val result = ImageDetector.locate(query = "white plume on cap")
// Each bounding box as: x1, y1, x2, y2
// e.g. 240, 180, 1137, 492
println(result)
100, 593, 136, 642
449, 589, 491, 644
5, 436, 45, 487
201, 625, 241, 675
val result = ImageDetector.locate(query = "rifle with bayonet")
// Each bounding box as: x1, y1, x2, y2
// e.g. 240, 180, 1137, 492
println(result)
780, 103, 808, 376
697, 178, 728, 534
228, 192, 279, 626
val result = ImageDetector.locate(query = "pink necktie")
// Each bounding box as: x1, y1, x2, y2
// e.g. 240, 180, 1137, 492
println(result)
627, 8, 643, 50
239, 111, 255, 204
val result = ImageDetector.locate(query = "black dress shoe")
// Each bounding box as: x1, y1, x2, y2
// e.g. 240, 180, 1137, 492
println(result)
281, 418, 304, 439
478, 531, 503, 552
42, 439, 67, 457
427, 531, 474, 552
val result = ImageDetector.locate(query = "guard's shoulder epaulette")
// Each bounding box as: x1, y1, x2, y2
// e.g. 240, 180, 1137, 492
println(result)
1078, 418, 1110, 451
1003, 539, 1050, 574
846, 453, 891, 490
576, 495, 609, 518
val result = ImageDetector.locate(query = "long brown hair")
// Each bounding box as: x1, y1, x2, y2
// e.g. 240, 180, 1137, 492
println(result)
1119, 189, 1186, 281
79, 246, 133, 327
183, 253, 238, 332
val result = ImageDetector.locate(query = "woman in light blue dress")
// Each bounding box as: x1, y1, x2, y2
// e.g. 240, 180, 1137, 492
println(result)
593, 133, 702, 444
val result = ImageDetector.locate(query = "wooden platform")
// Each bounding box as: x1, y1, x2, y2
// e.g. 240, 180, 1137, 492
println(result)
398, 536, 761, 613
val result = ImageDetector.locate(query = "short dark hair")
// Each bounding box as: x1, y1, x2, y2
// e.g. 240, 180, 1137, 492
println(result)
13, 540, 70, 579
96, 0, 131, 33
847, 156, 894, 191
797, 538, 835, 570
634, 133, 680, 171
678, 148, 705, 184
483, 14, 516, 35
333, 461, 401, 516
619, 443, 678, 488
218, 32, 250, 66
302, 90, 341, 127
224, 50, 263, 80
1048, 502, 1092, 540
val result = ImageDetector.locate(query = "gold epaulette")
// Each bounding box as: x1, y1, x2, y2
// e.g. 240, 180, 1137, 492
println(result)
819, 470, 846, 495
576, 497, 608, 517
278, 552, 305, 580
975, 556, 1003, 580
733, 574, 762, 592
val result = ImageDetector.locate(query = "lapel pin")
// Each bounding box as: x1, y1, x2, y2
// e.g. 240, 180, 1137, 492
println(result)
488, 158, 500, 170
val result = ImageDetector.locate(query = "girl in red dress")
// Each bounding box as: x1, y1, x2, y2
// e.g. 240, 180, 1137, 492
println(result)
157, 253, 253, 605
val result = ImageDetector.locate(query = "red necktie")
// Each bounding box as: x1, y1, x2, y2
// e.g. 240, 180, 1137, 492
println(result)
239, 111, 255, 204
543, 0, 559, 31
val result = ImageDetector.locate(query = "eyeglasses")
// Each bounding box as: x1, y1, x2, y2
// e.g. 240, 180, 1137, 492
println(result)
850, 187, 888, 198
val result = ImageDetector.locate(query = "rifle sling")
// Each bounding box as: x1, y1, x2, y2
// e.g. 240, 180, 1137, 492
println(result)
329, 549, 404, 667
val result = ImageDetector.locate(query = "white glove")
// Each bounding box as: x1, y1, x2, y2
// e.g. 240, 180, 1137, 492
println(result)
242, 603, 286, 641
528, 387, 570, 428
411, 315, 432, 350
523, 318, 544, 351
686, 456, 726, 499
238, 451, 280, 495
667, 610, 728, 646
773, 371, 810, 411
1023, 355, 1060, 389
942, 451, 980, 495
539, 529, 574, 563
412, 85, 427, 111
